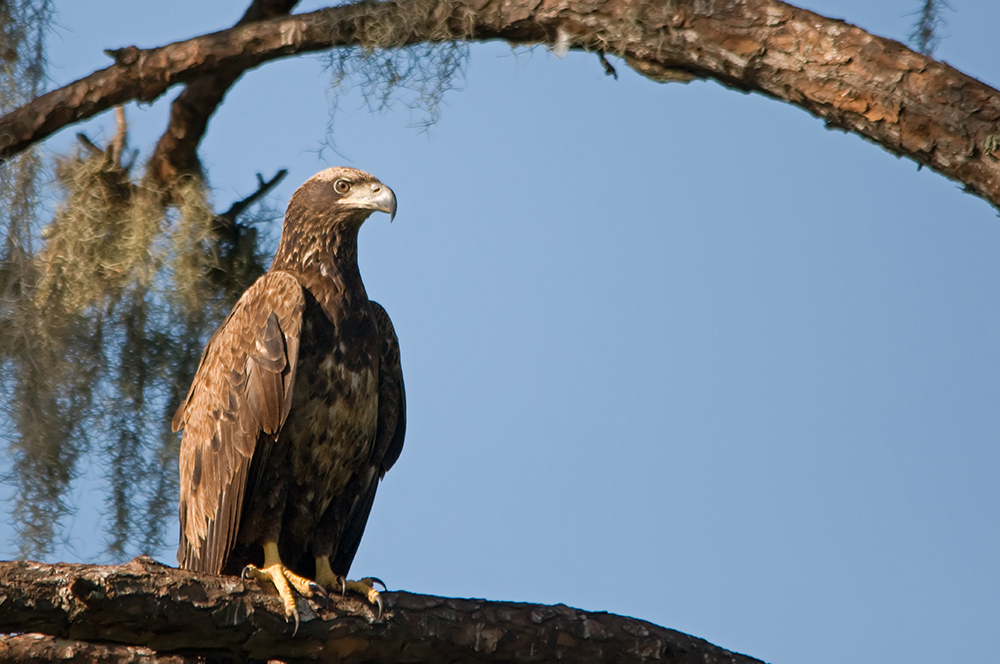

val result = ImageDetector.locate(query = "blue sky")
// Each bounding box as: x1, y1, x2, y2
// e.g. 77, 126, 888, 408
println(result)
2, 1, 999, 663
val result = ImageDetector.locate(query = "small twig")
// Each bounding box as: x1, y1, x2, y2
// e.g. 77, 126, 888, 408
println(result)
111, 106, 127, 168
218, 168, 288, 227
122, 149, 139, 173
599, 51, 618, 79
75, 133, 102, 156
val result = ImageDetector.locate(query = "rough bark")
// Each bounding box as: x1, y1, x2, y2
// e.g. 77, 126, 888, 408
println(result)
1, 0, 999, 210
145, 0, 300, 188
0, 558, 759, 663
0, 634, 196, 664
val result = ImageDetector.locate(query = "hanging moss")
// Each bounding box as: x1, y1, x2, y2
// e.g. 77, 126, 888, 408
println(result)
2, 122, 275, 561
0, 0, 462, 563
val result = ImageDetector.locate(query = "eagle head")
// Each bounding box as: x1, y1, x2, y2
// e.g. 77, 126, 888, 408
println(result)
272, 167, 397, 271
288, 167, 396, 226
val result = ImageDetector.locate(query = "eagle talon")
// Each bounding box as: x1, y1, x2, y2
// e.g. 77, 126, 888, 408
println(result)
362, 576, 387, 592
242, 561, 301, 636
343, 577, 385, 620
308, 580, 326, 598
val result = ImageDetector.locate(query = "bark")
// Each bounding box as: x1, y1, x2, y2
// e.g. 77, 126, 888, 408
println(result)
145, 0, 300, 188
0, 634, 195, 663
0, 558, 760, 663
0, 0, 998, 209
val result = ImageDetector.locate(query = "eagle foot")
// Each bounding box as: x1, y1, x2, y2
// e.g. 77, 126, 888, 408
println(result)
343, 577, 384, 620
244, 547, 324, 636
314, 556, 385, 620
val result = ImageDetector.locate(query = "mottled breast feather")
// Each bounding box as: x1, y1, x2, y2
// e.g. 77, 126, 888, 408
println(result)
173, 271, 305, 574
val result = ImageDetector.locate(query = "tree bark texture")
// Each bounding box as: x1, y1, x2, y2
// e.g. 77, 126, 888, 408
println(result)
1, 0, 998, 209
0, 558, 760, 663
0, 634, 197, 664
144, 0, 300, 188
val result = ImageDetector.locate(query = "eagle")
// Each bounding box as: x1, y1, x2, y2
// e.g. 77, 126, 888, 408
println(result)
172, 167, 404, 629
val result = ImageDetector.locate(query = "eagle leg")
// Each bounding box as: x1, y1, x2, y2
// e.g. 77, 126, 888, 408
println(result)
243, 542, 323, 635
315, 556, 384, 620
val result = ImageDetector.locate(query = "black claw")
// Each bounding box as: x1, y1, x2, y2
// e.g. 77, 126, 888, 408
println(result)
339, 576, 347, 597
368, 576, 387, 592
241, 565, 254, 580
375, 594, 383, 621
310, 581, 329, 610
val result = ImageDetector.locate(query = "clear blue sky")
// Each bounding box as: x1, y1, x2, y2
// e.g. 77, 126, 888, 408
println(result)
2, 1, 999, 663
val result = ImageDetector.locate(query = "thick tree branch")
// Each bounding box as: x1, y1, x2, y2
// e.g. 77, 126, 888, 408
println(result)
0, 558, 760, 663
145, 0, 300, 187
1, 0, 998, 209
0, 634, 194, 663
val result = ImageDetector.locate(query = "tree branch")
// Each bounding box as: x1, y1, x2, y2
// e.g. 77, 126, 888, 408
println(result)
145, 0, 300, 188
0, 558, 760, 663
1, 0, 998, 209
217, 168, 287, 228
0, 634, 196, 664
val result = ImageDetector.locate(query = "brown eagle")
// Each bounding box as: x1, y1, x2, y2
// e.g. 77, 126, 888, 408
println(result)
172, 167, 404, 628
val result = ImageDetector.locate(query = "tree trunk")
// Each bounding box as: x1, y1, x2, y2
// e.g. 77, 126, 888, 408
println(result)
0, 558, 761, 663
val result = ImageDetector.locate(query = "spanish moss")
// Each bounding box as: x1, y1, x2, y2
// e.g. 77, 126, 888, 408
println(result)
910, 0, 952, 55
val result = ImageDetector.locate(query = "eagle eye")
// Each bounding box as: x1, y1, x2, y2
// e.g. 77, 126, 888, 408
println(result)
333, 179, 351, 194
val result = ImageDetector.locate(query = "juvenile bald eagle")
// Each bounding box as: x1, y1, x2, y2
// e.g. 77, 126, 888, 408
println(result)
172, 167, 404, 628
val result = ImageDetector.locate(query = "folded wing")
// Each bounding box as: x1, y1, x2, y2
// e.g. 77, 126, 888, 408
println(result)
173, 271, 305, 574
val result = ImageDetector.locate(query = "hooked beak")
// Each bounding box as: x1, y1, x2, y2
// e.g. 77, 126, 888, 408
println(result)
358, 181, 397, 221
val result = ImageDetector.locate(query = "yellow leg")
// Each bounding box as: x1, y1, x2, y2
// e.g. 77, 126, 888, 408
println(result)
315, 555, 340, 591
243, 542, 321, 635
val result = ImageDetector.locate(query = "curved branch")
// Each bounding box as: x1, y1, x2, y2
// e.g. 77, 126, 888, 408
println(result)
217, 168, 288, 227
1, 0, 998, 208
0, 558, 761, 663
145, 0, 300, 187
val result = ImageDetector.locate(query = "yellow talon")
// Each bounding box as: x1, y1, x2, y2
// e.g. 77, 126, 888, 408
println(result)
314, 556, 385, 620
344, 577, 384, 620
243, 542, 321, 635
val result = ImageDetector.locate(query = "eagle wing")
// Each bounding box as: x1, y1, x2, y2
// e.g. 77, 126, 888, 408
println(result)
172, 271, 305, 573
370, 301, 406, 477
330, 300, 406, 575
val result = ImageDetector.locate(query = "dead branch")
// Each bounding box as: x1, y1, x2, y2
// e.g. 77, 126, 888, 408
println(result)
217, 169, 287, 228
75, 133, 102, 156
111, 106, 127, 168
0, 558, 760, 663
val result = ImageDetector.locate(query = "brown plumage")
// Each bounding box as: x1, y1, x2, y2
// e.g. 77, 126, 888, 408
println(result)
173, 167, 404, 595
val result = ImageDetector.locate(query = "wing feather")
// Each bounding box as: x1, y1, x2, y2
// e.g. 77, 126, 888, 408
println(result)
370, 301, 406, 475
173, 271, 305, 574
330, 301, 406, 576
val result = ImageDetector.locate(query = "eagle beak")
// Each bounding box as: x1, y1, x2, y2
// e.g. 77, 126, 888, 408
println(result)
367, 182, 397, 222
